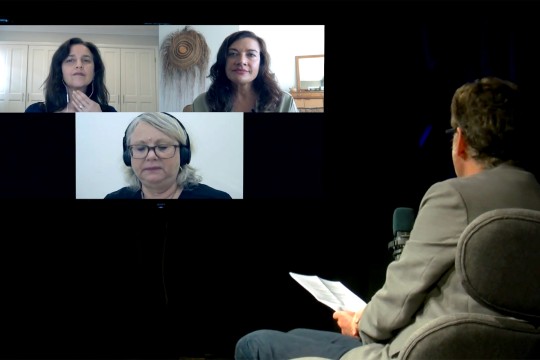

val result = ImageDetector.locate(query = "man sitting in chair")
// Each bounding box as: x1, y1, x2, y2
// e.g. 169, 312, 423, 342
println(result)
235, 77, 540, 360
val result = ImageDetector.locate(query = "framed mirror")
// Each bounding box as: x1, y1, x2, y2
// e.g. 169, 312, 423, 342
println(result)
295, 54, 324, 91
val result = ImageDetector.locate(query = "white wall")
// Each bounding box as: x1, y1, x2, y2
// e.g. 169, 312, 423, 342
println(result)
76, 112, 243, 199
0, 25, 158, 46
242, 25, 325, 91
158, 25, 324, 112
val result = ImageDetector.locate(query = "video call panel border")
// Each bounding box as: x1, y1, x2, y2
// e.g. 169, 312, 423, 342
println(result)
0, 112, 325, 200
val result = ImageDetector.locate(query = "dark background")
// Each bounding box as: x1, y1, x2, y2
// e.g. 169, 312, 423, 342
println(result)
2, 1, 540, 359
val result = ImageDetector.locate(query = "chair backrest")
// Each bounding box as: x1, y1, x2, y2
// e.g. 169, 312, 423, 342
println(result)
399, 208, 540, 359
458, 208, 540, 323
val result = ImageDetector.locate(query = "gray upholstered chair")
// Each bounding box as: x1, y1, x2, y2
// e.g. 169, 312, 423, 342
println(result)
293, 208, 540, 360
398, 208, 540, 359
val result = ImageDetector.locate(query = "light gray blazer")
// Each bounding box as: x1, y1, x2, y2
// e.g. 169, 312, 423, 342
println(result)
342, 164, 540, 360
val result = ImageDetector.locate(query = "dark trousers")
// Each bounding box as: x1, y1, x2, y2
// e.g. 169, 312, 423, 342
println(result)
235, 328, 362, 360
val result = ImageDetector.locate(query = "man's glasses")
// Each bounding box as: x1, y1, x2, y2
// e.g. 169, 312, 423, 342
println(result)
445, 128, 456, 136
129, 144, 179, 159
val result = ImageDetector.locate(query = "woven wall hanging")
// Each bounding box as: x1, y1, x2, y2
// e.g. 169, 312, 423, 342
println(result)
160, 26, 210, 111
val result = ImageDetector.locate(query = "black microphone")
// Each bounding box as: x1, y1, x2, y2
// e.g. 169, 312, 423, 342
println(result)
388, 207, 416, 260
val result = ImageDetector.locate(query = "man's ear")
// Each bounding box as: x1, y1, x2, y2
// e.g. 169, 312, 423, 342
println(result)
455, 127, 469, 159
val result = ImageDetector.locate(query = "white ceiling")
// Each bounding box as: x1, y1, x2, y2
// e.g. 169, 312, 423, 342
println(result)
0, 25, 158, 37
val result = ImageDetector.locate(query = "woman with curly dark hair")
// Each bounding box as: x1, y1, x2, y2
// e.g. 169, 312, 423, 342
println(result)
192, 30, 297, 112
25, 37, 116, 113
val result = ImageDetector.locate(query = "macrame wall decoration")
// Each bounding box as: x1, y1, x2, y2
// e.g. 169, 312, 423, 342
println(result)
160, 26, 210, 111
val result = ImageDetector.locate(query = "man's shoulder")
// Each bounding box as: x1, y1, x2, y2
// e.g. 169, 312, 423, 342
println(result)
425, 165, 540, 205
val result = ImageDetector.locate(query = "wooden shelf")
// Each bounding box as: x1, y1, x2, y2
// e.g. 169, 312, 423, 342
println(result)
291, 91, 324, 112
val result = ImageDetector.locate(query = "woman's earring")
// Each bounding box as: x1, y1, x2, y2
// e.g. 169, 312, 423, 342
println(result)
63, 80, 69, 103
88, 81, 94, 98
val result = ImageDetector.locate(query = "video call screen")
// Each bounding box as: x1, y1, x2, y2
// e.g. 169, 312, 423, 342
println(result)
0, 25, 325, 200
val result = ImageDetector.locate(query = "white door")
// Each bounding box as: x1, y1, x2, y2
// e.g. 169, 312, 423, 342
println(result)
0, 44, 28, 112
121, 48, 157, 112
101, 47, 121, 111
26, 45, 58, 108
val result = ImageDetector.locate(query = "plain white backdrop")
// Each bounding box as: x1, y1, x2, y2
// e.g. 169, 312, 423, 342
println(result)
76, 112, 243, 199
